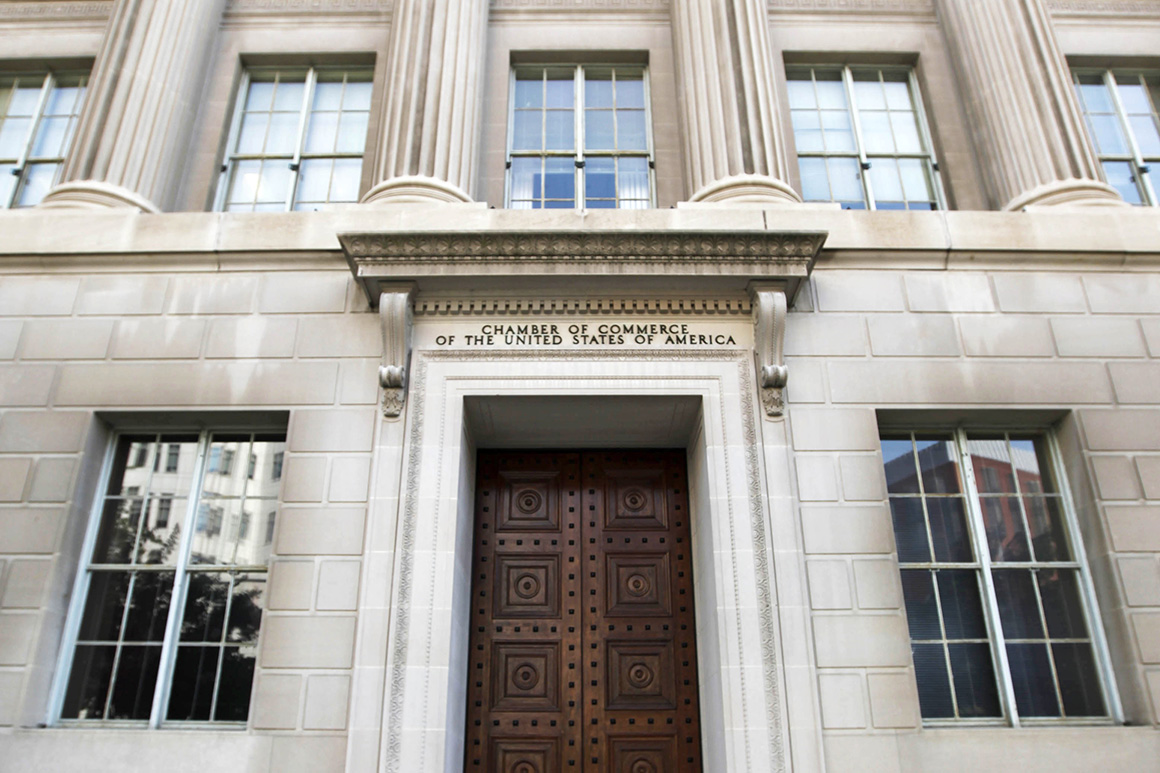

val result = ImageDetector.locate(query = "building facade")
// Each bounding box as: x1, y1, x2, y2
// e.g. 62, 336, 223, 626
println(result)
0, 0, 1159, 771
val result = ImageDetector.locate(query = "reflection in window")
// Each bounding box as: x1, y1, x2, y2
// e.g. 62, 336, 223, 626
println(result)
60, 430, 285, 726
217, 67, 372, 212
787, 66, 943, 210
507, 65, 653, 209
1073, 70, 1160, 205
0, 72, 88, 208
882, 430, 1112, 725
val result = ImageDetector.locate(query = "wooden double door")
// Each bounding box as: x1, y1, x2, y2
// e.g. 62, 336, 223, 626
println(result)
465, 451, 703, 773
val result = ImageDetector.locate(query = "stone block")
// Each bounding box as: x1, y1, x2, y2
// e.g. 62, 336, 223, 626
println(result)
55, 362, 337, 406
296, 315, 381, 358
791, 408, 880, 452
801, 505, 895, 554
339, 359, 380, 405
868, 672, 919, 728
27, 458, 76, 502
1082, 410, 1160, 451
269, 735, 347, 773
304, 674, 350, 730
813, 614, 911, 667
289, 409, 376, 453
0, 670, 21, 725
0, 412, 89, 453
904, 272, 996, 312
0, 277, 79, 317
276, 507, 366, 555
1143, 319, 1160, 357
992, 273, 1087, 313
1118, 557, 1160, 607
0, 612, 37, 665
868, 315, 960, 357
807, 560, 852, 610
19, 320, 113, 360
785, 315, 869, 356
251, 672, 301, 729
0, 508, 62, 553
1147, 671, 1160, 725
814, 272, 906, 312
960, 316, 1055, 357
204, 317, 297, 359
76, 276, 168, 315
818, 672, 866, 729
1052, 317, 1147, 358
1106, 506, 1160, 552
317, 560, 361, 611
823, 735, 902, 773
1084, 274, 1160, 314
853, 559, 902, 609
280, 457, 327, 503
268, 560, 314, 611
168, 274, 258, 315
0, 322, 20, 359
0, 366, 55, 406
329, 457, 371, 503
260, 615, 356, 668
1, 559, 51, 608
1138, 457, 1160, 500
259, 273, 348, 314
0, 458, 31, 502
785, 358, 827, 403
796, 455, 838, 502
829, 360, 1112, 404
1109, 363, 1160, 404
1132, 613, 1160, 663
839, 455, 887, 501
110, 319, 206, 359
1090, 456, 1142, 501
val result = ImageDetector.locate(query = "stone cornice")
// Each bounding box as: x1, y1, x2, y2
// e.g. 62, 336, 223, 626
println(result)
1046, 0, 1160, 17
490, 0, 668, 11
768, 0, 934, 15
413, 296, 753, 316
224, 0, 391, 16
0, 1, 111, 21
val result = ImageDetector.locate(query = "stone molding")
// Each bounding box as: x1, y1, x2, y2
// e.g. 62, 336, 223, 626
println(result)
767, 0, 933, 12
37, 181, 160, 213
225, 0, 391, 12
1046, 0, 1160, 15
490, 0, 668, 9
414, 296, 753, 316
0, 1, 111, 20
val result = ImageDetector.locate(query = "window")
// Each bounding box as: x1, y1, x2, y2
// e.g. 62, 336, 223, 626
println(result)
787, 66, 943, 210
881, 430, 1116, 724
1073, 70, 1160, 205
217, 67, 372, 212
0, 71, 87, 208
271, 451, 284, 481
56, 431, 284, 725
507, 65, 653, 209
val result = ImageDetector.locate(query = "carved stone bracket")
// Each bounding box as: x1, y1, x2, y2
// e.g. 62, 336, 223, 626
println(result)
749, 282, 788, 418
377, 283, 417, 418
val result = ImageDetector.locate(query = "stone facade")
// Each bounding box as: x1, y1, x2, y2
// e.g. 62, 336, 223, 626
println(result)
0, 1, 1159, 772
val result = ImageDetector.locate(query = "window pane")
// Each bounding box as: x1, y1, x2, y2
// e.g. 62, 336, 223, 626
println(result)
1076, 80, 1114, 113
329, 157, 361, 203
585, 109, 613, 150
227, 159, 261, 206
122, 571, 174, 641
509, 156, 539, 202
264, 111, 298, 155
336, 111, 368, 154
890, 497, 930, 563
798, 156, 829, 201
295, 157, 333, 204
514, 78, 542, 109
993, 569, 1044, 639
585, 77, 613, 108
1037, 569, 1088, 639
881, 438, 919, 493
814, 75, 846, 109
1053, 642, 1105, 717
15, 161, 56, 206
947, 642, 1002, 717
545, 110, 574, 151
545, 76, 574, 108
272, 79, 304, 112
617, 110, 647, 151
901, 570, 941, 640
1006, 642, 1060, 717
938, 570, 988, 639
1101, 160, 1143, 204
786, 77, 816, 109
311, 80, 343, 111
31, 115, 69, 157
827, 156, 864, 207
980, 496, 1030, 561
227, 575, 266, 643
78, 571, 131, 641
304, 111, 337, 154
792, 110, 824, 153
899, 158, 934, 205
62, 645, 117, 719
968, 438, 1015, 493
1128, 114, 1160, 157
617, 77, 645, 109
917, 437, 960, 494
543, 156, 574, 202
618, 156, 649, 202
343, 79, 372, 112
235, 113, 268, 155
1088, 113, 1129, 155
256, 160, 291, 206
1116, 80, 1151, 113
928, 498, 972, 563
912, 643, 954, 718
860, 111, 894, 154
167, 646, 219, 720
107, 645, 162, 720
869, 158, 904, 203
852, 76, 886, 110
1026, 496, 1070, 561
0, 116, 31, 157
245, 80, 274, 112
820, 109, 855, 153
883, 77, 912, 110
215, 645, 257, 721
191, 500, 257, 565
890, 111, 923, 153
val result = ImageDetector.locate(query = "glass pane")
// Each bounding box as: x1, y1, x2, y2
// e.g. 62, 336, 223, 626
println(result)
617, 77, 645, 109
167, 646, 219, 721
180, 572, 228, 642
191, 500, 258, 565
509, 156, 538, 201
1089, 113, 1129, 155
853, 77, 886, 110
1006, 642, 1060, 717
938, 570, 987, 639
256, 161, 290, 205
264, 111, 298, 155
62, 644, 116, 719
1128, 114, 1160, 157
881, 438, 919, 494
227, 575, 265, 643
228, 159, 261, 206
1026, 496, 1070, 561
585, 77, 613, 108
122, 571, 174, 641
969, 438, 1015, 493
912, 642, 954, 718
244, 80, 274, 112
0, 163, 16, 205
514, 78, 542, 109
820, 109, 855, 153
798, 156, 829, 201
329, 157, 361, 203
827, 156, 863, 206
304, 111, 337, 154
545, 110, 574, 151
993, 569, 1044, 639
617, 110, 647, 151
235, 113, 268, 155
900, 569, 940, 639
296, 157, 332, 203
791, 110, 824, 153
1117, 81, 1151, 113
917, 437, 960, 494
1053, 642, 1105, 716
91, 500, 142, 564
215, 646, 257, 721
586, 155, 615, 201
8, 86, 41, 115
786, 77, 816, 109
585, 109, 613, 150
107, 645, 162, 719
0, 116, 31, 157
947, 642, 1002, 717
860, 111, 894, 154
202, 437, 249, 497
618, 156, 649, 202
78, 571, 131, 641
1077, 81, 1113, 113
336, 111, 368, 154
899, 158, 934, 203
31, 116, 69, 157
883, 77, 912, 110
272, 79, 304, 112
1038, 569, 1088, 639
814, 75, 846, 110
928, 498, 973, 563
16, 161, 56, 206
45, 84, 80, 115
151, 438, 199, 496
890, 111, 922, 153
980, 496, 1030, 561
545, 76, 574, 108
311, 80, 343, 111
890, 497, 930, 563
1101, 160, 1143, 205
543, 156, 574, 200
342, 79, 372, 112
137, 497, 184, 564
869, 158, 904, 203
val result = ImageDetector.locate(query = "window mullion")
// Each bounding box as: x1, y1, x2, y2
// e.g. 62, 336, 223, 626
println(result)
842, 67, 875, 209
956, 429, 1021, 727
284, 68, 315, 211
149, 429, 212, 727
907, 68, 947, 210
504, 67, 516, 208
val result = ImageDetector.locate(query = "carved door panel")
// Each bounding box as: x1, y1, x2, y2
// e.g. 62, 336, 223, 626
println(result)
466, 451, 701, 773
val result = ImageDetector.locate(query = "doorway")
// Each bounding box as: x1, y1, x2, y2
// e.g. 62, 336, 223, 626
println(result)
463, 450, 703, 772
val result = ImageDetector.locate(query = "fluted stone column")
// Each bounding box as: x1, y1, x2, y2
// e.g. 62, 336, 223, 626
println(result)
936, 0, 1123, 210
39, 0, 226, 213
361, 0, 487, 205
670, 0, 800, 204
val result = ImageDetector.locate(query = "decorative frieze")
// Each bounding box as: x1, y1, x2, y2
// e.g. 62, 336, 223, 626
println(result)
414, 296, 753, 316
767, 0, 933, 13
226, 0, 390, 12
0, 1, 111, 21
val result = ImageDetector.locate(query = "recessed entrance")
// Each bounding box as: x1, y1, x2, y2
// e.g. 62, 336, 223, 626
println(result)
464, 450, 702, 772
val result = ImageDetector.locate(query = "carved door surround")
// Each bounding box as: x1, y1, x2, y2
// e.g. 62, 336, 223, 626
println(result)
465, 450, 702, 772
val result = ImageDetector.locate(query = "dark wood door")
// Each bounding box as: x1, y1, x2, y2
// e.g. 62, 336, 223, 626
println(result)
465, 451, 702, 773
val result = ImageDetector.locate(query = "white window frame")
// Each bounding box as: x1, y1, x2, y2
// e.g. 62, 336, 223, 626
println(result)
0, 71, 88, 208
885, 427, 1122, 727
214, 66, 371, 212
1073, 68, 1160, 206
787, 64, 946, 210
48, 429, 283, 728
504, 64, 656, 210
